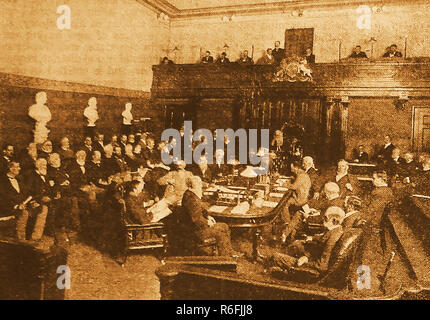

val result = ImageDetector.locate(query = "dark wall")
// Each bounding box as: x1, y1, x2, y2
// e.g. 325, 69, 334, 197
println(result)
346, 97, 430, 159
0, 73, 164, 152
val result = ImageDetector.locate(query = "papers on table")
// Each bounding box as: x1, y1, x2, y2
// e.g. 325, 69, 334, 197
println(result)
269, 192, 284, 198
149, 198, 172, 223
276, 187, 289, 192
262, 201, 278, 208
208, 205, 228, 213
231, 202, 250, 214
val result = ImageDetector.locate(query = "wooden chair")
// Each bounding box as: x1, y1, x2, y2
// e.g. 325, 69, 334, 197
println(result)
271, 229, 364, 288
118, 199, 168, 266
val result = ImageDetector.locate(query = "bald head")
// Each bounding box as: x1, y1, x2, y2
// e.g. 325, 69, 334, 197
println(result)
324, 182, 340, 199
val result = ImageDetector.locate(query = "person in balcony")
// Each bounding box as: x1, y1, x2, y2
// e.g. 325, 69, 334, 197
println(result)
216, 52, 230, 64
383, 44, 403, 58
201, 51, 214, 64
349, 45, 368, 59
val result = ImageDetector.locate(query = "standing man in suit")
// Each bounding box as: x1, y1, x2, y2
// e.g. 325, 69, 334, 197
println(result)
0, 161, 30, 241
201, 51, 214, 64
272, 41, 285, 65
304, 48, 315, 64
377, 135, 396, 165
365, 171, 394, 227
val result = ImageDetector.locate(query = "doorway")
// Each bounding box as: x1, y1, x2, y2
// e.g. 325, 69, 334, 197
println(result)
412, 107, 430, 152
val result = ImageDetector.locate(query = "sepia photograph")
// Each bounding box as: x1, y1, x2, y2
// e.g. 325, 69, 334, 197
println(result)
0, 0, 429, 304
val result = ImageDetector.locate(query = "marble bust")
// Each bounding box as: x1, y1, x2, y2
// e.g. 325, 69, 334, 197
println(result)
28, 91, 51, 144
83, 97, 99, 127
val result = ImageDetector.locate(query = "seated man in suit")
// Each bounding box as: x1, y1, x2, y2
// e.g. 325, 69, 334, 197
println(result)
158, 160, 193, 207
302, 156, 320, 199
216, 52, 230, 64
411, 157, 430, 195
304, 48, 315, 64
190, 154, 213, 185
93, 133, 105, 156
383, 44, 403, 58
316, 160, 356, 200
237, 50, 254, 65
87, 150, 109, 189
47, 153, 72, 244
0, 161, 30, 241
376, 135, 395, 165
81, 136, 93, 156
349, 45, 368, 59
256, 48, 275, 65
283, 182, 344, 243
399, 152, 418, 183
0, 143, 15, 175
211, 149, 233, 178
57, 137, 75, 167
343, 196, 365, 229
201, 51, 214, 64
25, 158, 52, 241
124, 180, 154, 224
385, 148, 405, 183
354, 145, 369, 163
365, 170, 394, 227
181, 176, 241, 257
264, 206, 345, 274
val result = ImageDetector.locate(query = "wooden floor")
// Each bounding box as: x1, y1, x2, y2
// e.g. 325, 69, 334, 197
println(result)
64, 242, 162, 300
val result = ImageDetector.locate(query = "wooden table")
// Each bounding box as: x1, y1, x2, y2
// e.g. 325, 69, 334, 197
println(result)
204, 194, 281, 261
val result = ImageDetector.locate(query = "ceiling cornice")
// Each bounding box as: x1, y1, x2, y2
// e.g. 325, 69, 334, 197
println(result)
137, 0, 429, 20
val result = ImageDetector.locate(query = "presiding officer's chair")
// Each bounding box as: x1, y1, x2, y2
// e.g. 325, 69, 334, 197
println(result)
118, 199, 168, 266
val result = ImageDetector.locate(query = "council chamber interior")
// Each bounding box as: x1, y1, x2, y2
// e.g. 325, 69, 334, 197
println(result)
0, 0, 429, 300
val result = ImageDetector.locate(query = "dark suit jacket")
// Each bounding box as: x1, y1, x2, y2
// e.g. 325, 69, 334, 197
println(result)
385, 157, 406, 178
181, 190, 209, 234
0, 174, 28, 217
322, 169, 358, 198
305, 54, 315, 64
365, 186, 394, 227
0, 156, 11, 175
216, 57, 230, 64
190, 165, 214, 183
47, 166, 71, 197
383, 51, 402, 58
201, 56, 214, 63
25, 170, 52, 202
86, 161, 105, 186
357, 152, 369, 163
66, 161, 89, 190
343, 211, 364, 229
306, 167, 320, 198
272, 48, 285, 64
377, 143, 396, 163
93, 142, 105, 156
308, 226, 344, 272
125, 192, 152, 224
349, 51, 368, 59
237, 56, 254, 65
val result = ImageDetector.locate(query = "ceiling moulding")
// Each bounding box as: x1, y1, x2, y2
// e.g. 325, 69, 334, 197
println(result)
137, 0, 429, 20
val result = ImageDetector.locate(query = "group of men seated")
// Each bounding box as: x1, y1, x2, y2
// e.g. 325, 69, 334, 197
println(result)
348, 43, 403, 59
352, 134, 430, 193
0, 130, 246, 258
161, 41, 406, 67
